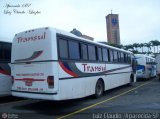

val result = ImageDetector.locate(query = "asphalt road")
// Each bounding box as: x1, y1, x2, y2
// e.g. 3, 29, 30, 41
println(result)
0, 78, 160, 119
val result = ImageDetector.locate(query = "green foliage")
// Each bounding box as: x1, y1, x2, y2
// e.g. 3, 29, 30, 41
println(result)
106, 40, 160, 55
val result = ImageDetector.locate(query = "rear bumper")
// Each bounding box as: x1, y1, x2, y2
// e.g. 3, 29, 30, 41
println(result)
11, 90, 59, 100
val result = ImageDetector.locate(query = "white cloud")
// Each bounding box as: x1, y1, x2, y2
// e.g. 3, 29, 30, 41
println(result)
0, 0, 160, 45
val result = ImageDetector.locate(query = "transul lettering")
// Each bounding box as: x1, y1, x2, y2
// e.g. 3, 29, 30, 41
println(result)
82, 64, 106, 73
17, 32, 46, 43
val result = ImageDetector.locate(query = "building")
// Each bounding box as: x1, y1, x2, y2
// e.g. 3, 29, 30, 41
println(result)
70, 28, 94, 41
106, 14, 120, 45
81, 35, 94, 41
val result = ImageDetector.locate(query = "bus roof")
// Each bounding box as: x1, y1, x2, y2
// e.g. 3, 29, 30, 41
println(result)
15, 27, 132, 54
54, 27, 133, 54
135, 54, 155, 59
0, 41, 11, 44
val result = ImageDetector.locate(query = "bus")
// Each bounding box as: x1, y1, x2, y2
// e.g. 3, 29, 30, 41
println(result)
135, 54, 156, 79
11, 27, 136, 100
0, 41, 12, 97
155, 54, 160, 80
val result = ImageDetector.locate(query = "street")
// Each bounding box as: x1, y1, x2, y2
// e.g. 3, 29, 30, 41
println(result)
0, 78, 160, 119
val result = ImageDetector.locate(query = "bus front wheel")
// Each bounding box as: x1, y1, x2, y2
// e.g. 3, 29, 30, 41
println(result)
95, 79, 104, 98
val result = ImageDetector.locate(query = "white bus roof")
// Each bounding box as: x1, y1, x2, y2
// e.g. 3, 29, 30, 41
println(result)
135, 54, 155, 59
15, 27, 132, 54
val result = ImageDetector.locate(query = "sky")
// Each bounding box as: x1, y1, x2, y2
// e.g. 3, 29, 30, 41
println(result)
0, 0, 160, 45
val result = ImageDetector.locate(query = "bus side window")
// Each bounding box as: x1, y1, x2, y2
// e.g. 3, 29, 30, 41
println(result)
121, 52, 124, 63
127, 54, 129, 63
102, 48, 108, 62
3, 43, 11, 61
59, 39, 69, 59
97, 47, 102, 61
146, 57, 148, 63
88, 45, 96, 61
114, 50, 118, 62
107, 49, 110, 62
109, 49, 114, 62
0, 44, 3, 60
68, 41, 80, 60
124, 53, 127, 63
126, 54, 128, 63
128, 54, 131, 64
117, 51, 121, 62
81, 44, 88, 60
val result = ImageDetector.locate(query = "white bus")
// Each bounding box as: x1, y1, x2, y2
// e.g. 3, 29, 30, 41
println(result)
0, 41, 12, 97
155, 54, 160, 80
11, 27, 136, 100
135, 54, 156, 79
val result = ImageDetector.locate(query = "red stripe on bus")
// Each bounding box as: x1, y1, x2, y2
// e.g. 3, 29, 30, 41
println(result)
14, 78, 45, 81
59, 62, 78, 77
0, 70, 10, 76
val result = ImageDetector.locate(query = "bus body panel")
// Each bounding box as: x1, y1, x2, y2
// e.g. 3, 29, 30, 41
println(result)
11, 27, 135, 100
11, 28, 57, 63
57, 62, 132, 100
0, 41, 12, 97
11, 28, 59, 98
12, 62, 59, 94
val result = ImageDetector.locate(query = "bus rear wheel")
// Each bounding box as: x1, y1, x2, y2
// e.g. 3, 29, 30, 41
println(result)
95, 80, 104, 98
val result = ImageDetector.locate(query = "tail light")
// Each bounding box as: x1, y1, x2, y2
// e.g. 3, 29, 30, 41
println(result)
47, 76, 54, 88
11, 76, 14, 85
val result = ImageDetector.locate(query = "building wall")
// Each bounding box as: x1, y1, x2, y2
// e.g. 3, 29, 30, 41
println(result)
106, 14, 120, 45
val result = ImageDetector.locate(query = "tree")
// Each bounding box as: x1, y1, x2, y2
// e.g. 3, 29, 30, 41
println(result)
123, 44, 133, 51
133, 43, 139, 51
144, 42, 151, 53
149, 40, 160, 53
139, 43, 144, 53
106, 42, 124, 49
154, 40, 160, 53
150, 40, 156, 53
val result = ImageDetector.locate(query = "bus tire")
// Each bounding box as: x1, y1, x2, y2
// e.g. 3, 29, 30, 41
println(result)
95, 79, 104, 98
